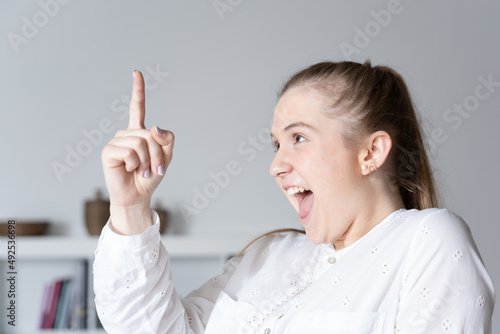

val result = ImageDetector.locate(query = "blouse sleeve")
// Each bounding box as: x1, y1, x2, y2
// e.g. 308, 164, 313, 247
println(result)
395, 209, 495, 334
93, 211, 241, 334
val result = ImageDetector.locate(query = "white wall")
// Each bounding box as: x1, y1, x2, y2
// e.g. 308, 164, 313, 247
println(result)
1, 0, 499, 329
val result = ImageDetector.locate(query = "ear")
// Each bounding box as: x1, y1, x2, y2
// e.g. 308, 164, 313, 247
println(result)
358, 131, 392, 175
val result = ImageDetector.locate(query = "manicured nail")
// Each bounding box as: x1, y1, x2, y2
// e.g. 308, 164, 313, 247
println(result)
157, 164, 165, 176
155, 126, 165, 136
143, 168, 151, 178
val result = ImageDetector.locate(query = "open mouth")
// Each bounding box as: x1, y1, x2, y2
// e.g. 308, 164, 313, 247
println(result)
287, 187, 314, 219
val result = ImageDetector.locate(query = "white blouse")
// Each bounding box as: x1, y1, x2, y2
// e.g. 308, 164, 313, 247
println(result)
93, 208, 495, 333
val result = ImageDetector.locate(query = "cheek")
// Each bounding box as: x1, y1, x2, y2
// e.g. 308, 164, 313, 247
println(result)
315, 154, 359, 198
317, 152, 344, 180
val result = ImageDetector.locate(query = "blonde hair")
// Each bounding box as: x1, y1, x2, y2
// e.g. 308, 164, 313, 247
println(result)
237, 228, 305, 257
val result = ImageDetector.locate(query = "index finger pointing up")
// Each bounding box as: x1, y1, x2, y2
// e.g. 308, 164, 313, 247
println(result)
128, 70, 146, 130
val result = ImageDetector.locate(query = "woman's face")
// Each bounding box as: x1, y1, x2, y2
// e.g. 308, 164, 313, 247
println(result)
270, 86, 365, 245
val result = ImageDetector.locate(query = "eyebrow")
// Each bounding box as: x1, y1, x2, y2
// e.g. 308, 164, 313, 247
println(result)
270, 121, 317, 139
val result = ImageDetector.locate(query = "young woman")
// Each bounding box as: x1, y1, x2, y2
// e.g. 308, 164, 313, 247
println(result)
94, 61, 495, 333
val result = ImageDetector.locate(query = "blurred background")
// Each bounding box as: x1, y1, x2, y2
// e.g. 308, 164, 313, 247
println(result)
1, 0, 499, 332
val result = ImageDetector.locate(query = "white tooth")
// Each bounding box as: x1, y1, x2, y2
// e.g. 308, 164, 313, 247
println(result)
287, 186, 310, 196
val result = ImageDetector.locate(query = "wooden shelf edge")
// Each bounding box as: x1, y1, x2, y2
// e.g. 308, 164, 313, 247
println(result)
0, 235, 250, 260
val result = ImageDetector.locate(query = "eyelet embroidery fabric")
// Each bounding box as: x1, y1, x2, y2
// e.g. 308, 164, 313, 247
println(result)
93, 208, 495, 333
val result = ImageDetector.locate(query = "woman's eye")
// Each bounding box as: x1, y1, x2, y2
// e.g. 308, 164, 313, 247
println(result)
273, 142, 280, 152
294, 134, 305, 143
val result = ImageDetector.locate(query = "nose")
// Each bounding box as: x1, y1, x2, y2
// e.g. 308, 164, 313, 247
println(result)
269, 151, 293, 177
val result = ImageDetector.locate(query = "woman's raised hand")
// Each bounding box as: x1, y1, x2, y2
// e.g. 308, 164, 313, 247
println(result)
101, 71, 175, 235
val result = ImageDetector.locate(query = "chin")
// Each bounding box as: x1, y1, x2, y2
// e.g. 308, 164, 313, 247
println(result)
304, 229, 330, 245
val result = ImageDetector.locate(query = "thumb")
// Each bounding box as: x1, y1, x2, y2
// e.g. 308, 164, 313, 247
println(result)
151, 125, 175, 166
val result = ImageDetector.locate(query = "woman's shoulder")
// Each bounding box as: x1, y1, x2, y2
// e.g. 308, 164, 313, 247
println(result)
397, 209, 495, 332
403, 208, 480, 260
407, 208, 472, 239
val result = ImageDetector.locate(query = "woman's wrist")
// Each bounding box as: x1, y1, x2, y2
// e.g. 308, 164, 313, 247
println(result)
109, 200, 153, 235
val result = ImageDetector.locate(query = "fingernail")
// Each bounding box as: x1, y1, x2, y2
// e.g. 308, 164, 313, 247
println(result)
157, 164, 165, 176
133, 70, 136, 78
155, 126, 165, 136
143, 168, 151, 178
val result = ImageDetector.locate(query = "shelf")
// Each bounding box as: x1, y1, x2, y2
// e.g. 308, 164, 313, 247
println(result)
1, 235, 252, 332
0, 235, 251, 260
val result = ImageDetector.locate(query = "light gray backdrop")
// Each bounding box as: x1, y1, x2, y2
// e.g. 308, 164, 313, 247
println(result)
1, 0, 498, 330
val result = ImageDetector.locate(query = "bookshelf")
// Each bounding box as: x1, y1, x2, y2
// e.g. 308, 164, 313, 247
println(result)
0, 235, 250, 333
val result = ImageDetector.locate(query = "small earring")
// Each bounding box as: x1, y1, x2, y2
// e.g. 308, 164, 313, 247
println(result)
361, 164, 377, 174
368, 166, 378, 174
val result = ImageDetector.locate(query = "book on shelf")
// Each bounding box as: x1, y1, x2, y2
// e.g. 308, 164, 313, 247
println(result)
54, 279, 72, 328
38, 259, 89, 330
71, 258, 88, 329
38, 282, 52, 329
43, 279, 63, 328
